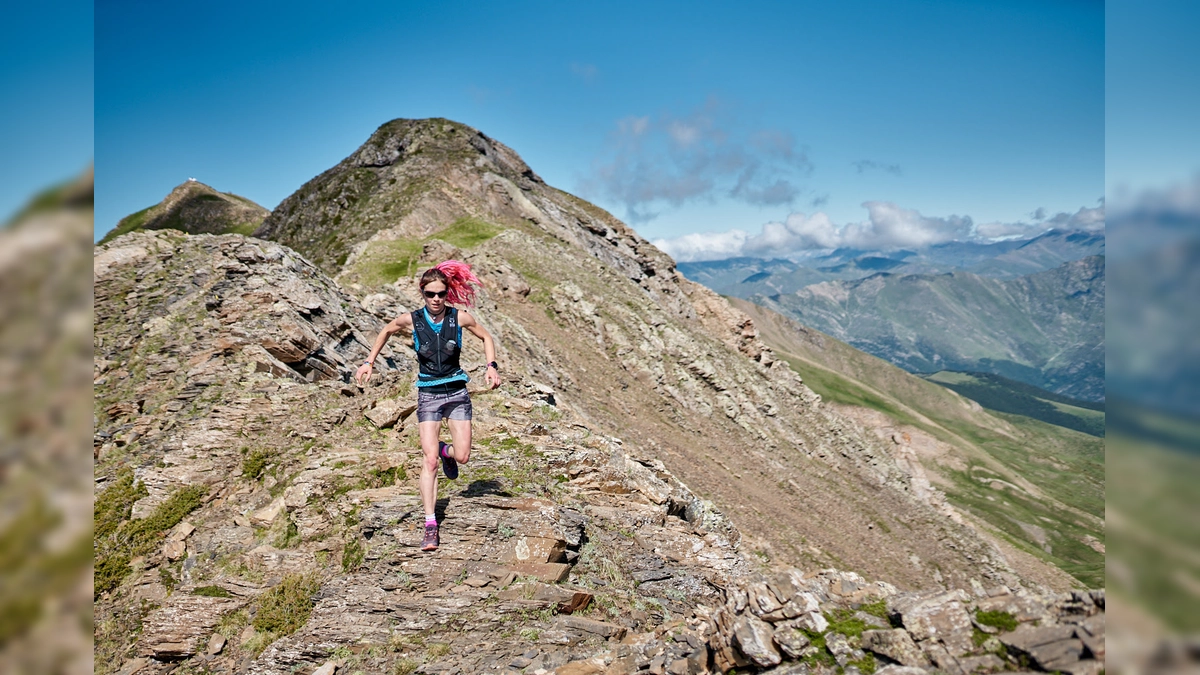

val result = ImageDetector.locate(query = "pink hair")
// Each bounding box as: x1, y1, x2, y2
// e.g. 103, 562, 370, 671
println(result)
420, 260, 481, 307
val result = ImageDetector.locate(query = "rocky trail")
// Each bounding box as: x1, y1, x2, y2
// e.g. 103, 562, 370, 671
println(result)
94, 231, 1104, 675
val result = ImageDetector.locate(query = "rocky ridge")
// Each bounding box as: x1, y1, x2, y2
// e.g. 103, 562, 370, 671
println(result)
241, 118, 1063, 592
94, 231, 1104, 674
96, 118, 1102, 672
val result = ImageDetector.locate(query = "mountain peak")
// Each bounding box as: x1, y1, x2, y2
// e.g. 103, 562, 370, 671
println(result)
251, 117, 682, 314
100, 180, 268, 244
350, 117, 543, 184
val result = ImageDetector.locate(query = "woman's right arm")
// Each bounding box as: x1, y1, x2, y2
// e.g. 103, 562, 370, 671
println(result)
355, 314, 411, 385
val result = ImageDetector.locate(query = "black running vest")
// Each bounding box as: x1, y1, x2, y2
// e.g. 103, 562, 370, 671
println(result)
412, 307, 468, 393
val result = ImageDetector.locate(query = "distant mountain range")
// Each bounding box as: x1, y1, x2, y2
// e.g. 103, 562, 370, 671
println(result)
678, 230, 1105, 402
758, 256, 1104, 402
677, 228, 1104, 297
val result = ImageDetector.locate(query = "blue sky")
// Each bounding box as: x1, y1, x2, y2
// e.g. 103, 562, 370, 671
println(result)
88, 1, 1106, 258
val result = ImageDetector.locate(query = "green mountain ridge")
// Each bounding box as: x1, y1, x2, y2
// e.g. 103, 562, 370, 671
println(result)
923, 371, 1103, 437
100, 180, 268, 244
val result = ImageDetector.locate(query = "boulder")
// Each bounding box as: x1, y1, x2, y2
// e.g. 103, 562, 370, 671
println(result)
772, 623, 811, 659
862, 629, 930, 668
249, 497, 286, 526
732, 614, 781, 667
364, 398, 413, 429
136, 595, 243, 659
500, 535, 568, 564
890, 590, 974, 656
999, 624, 1085, 672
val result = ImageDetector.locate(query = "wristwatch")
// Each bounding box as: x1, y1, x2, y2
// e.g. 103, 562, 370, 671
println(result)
487, 361, 498, 371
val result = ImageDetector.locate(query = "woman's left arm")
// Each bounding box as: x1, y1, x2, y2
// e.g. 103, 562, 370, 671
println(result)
461, 311, 501, 389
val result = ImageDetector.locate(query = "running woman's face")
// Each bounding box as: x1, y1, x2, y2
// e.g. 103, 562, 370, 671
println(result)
422, 280, 447, 313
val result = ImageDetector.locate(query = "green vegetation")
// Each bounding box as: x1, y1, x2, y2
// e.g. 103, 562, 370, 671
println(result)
975, 609, 1017, 632
825, 608, 870, 639
857, 599, 889, 621
973, 627, 992, 647
241, 448, 274, 480
98, 187, 265, 244
94, 469, 149, 540
252, 573, 321, 635
362, 466, 406, 488
433, 217, 502, 248
392, 659, 419, 675
925, 371, 1103, 437
193, 585, 233, 598
94, 478, 207, 597
799, 629, 834, 667
782, 355, 922, 429
99, 205, 154, 244
342, 537, 365, 571
225, 221, 263, 236
848, 652, 878, 674
344, 217, 504, 287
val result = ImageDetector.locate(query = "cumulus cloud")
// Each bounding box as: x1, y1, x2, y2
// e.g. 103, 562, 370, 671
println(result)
650, 229, 750, 263
654, 199, 1105, 263
743, 202, 973, 254
655, 201, 974, 262
1047, 204, 1105, 230
852, 160, 903, 176
976, 203, 1105, 239
579, 101, 814, 223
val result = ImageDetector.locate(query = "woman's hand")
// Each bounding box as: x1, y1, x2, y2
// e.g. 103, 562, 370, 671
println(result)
355, 362, 373, 386
486, 365, 501, 389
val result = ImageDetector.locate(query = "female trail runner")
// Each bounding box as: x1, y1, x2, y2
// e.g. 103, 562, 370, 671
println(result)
355, 260, 501, 551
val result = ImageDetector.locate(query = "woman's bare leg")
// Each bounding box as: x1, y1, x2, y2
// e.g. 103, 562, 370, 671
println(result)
445, 418, 472, 465
418, 421, 442, 518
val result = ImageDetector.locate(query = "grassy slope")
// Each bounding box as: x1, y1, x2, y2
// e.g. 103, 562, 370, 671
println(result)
923, 371, 1105, 437
338, 217, 503, 288
730, 297, 1104, 588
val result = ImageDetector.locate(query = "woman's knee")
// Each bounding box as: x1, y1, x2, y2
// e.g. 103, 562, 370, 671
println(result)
422, 453, 440, 472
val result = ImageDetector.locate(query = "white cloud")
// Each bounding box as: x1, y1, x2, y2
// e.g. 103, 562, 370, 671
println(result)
652, 230, 750, 262
740, 202, 973, 255
977, 203, 1105, 239
654, 200, 1104, 262
1047, 204, 1104, 231
579, 100, 814, 223
975, 220, 1039, 239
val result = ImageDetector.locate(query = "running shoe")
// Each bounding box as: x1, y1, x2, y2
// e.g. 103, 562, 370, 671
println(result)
439, 441, 458, 480
421, 523, 439, 551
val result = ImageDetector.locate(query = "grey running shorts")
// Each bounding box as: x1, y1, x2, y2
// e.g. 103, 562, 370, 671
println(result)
416, 387, 473, 423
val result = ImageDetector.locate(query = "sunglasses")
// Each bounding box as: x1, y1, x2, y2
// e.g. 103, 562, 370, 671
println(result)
423, 290, 448, 299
